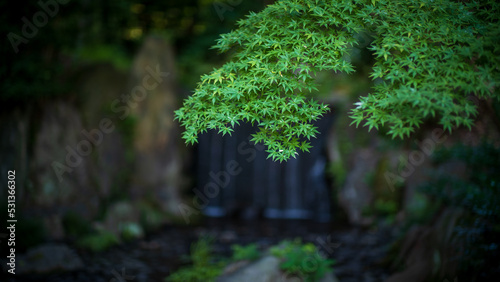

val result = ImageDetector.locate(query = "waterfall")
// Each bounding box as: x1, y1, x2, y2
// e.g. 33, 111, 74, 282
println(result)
196, 113, 335, 221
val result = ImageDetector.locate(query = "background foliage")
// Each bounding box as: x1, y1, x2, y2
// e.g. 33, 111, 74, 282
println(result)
1, 0, 266, 106
419, 142, 500, 280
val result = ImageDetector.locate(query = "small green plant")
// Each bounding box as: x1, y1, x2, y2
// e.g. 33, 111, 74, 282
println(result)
271, 239, 335, 282
166, 237, 225, 282
76, 230, 119, 252
231, 243, 261, 261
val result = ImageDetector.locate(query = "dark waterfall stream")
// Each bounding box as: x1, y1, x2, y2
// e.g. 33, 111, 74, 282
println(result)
195, 112, 335, 222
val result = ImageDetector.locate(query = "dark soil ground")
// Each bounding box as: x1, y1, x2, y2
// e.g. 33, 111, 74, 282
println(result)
6, 218, 396, 282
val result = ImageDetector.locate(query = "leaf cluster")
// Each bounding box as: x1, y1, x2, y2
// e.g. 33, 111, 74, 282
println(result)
176, 0, 500, 161
350, 0, 500, 138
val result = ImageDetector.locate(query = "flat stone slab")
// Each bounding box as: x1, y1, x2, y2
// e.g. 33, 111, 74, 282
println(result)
16, 244, 84, 274
217, 255, 339, 282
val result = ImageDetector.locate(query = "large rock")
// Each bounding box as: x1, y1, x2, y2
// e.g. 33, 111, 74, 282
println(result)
128, 36, 186, 216
337, 148, 379, 226
30, 101, 95, 239
326, 117, 439, 226
33, 101, 91, 205
27, 63, 130, 239
76, 63, 131, 199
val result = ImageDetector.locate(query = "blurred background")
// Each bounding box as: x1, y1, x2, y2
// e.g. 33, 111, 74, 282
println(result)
1, 0, 500, 281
